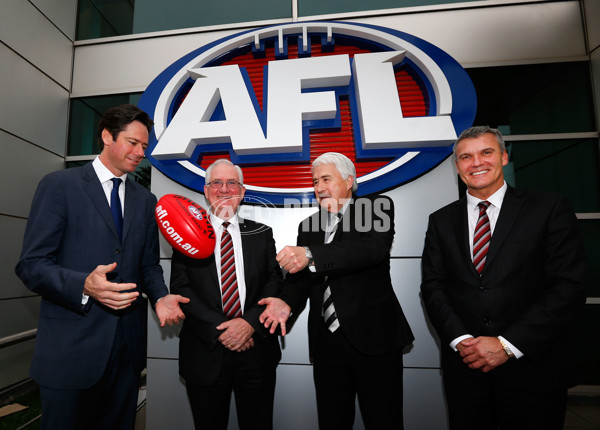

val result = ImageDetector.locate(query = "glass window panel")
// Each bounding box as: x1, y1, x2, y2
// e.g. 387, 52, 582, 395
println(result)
299, 0, 475, 16
573, 305, 600, 385
77, 0, 134, 40
132, 0, 290, 34
68, 94, 142, 156
580, 219, 600, 298
467, 62, 596, 135
66, 150, 152, 189
77, 0, 292, 39
506, 138, 600, 213
574, 220, 600, 384
67, 93, 150, 189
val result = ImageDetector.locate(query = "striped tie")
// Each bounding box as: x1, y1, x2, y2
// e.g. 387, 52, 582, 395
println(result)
473, 201, 491, 275
323, 212, 342, 333
220, 222, 241, 318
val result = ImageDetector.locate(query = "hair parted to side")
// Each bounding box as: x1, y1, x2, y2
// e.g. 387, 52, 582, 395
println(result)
97, 104, 154, 151
312, 152, 358, 193
205, 159, 244, 185
453, 125, 506, 159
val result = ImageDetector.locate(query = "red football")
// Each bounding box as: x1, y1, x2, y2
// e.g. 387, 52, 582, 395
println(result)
155, 194, 215, 259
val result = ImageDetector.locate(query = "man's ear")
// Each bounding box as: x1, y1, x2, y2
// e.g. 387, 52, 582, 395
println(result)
347, 175, 354, 192
101, 128, 113, 148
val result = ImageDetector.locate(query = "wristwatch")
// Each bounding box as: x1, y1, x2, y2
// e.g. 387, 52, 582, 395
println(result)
498, 338, 515, 358
303, 246, 314, 266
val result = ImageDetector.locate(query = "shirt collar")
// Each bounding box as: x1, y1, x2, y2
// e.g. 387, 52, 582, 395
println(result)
210, 213, 240, 231
466, 181, 508, 210
92, 157, 127, 184
329, 198, 351, 219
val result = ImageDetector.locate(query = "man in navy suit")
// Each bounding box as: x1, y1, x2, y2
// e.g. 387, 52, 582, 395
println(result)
259, 152, 414, 429
16, 104, 189, 430
170, 159, 283, 430
420, 126, 586, 430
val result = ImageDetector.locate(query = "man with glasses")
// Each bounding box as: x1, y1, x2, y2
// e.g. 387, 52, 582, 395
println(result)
169, 159, 283, 430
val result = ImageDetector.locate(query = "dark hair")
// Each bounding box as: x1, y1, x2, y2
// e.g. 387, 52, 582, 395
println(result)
97, 104, 154, 151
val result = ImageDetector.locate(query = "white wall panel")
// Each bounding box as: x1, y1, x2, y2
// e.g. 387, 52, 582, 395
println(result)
387, 158, 458, 257
350, 1, 586, 68
146, 358, 194, 429
72, 29, 246, 97
583, 0, 600, 52
586, 0, 600, 132
0, 0, 73, 88
404, 368, 448, 429
0, 339, 36, 389
72, 1, 585, 98
0, 216, 33, 299
147, 260, 181, 360
0, 297, 40, 339
146, 347, 447, 429
0, 45, 69, 156
592, 48, 600, 133
0, 131, 64, 218
273, 364, 320, 429
392, 258, 441, 369
31, 0, 78, 41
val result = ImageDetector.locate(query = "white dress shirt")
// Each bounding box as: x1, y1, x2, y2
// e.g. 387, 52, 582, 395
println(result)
210, 214, 247, 314
81, 158, 128, 304
92, 157, 126, 216
450, 182, 523, 358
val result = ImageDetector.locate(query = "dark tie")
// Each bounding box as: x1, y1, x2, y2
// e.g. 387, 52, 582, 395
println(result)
473, 201, 491, 275
220, 222, 241, 318
323, 212, 342, 333
110, 178, 123, 241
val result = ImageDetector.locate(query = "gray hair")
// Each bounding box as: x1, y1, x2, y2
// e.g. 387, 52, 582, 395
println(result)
453, 126, 506, 159
312, 152, 358, 193
205, 159, 244, 184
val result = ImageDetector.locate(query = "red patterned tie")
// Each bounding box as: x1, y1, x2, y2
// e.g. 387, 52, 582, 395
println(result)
473, 201, 491, 275
220, 222, 241, 318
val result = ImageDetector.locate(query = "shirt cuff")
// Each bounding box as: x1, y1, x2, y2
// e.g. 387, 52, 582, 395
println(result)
498, 335, 524, 359
450, 334, 473, 351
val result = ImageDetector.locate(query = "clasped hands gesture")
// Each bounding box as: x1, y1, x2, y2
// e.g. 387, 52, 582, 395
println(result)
217, 318, 255, 352
457, 336, 510, 373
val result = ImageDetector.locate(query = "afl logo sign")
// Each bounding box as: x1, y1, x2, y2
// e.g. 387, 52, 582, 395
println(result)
139, 21, 476, 204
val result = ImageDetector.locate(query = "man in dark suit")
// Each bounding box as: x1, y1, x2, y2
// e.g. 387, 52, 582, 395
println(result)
259, 152, 414, 429
420, 126, 586, 430
169, 159, 283, 430
15, 104, 189, 430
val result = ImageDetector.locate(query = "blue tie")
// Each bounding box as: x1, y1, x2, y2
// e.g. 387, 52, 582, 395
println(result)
110, 178, 123, 241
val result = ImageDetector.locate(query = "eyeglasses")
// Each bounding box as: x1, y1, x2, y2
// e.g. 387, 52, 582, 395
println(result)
206, 180, 242, 189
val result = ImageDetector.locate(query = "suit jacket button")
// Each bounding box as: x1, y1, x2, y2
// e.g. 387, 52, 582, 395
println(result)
115, 248, 121, 254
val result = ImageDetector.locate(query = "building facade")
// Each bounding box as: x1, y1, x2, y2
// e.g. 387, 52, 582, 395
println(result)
1, 0, 599, 428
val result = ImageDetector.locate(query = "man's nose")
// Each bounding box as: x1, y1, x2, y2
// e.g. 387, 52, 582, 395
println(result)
133, 144, 145, 158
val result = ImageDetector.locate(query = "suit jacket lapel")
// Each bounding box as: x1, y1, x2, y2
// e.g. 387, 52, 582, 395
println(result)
81, 163, 120, 241
328, 198, 353, 243
485, 187, 523, 269
239, 218, 251, 285
122, 178, 139, 242
454, 198, 478, 276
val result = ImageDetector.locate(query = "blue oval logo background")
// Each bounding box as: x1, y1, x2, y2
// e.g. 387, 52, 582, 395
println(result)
139, 21, 476, 205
